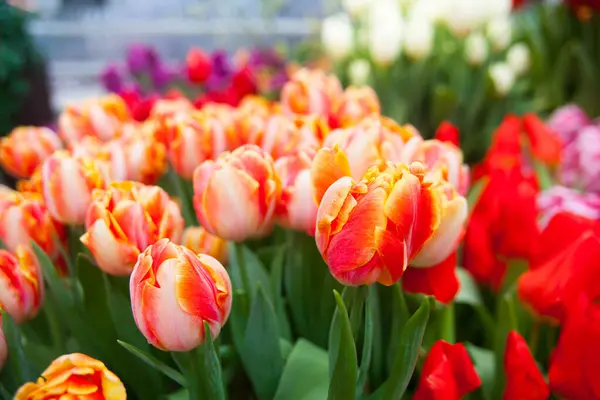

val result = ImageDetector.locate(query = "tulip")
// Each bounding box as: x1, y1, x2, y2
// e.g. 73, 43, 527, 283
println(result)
507, 43, 531, 76
69, 135, 108, 160
368, 14, 404, 65
130, 239, 232, 351
58, 94, 131, 144
440, 0, 487, 36
560, 124, 600, 193
251, 115, 319, 160
182, 226, 228, 264
166, 110, 229, 179
187, 47, 212, 83
403, 16, 434, 60
15, 353, 126, 400
435, 121, 460, 147
486, 17, 512, 52
347, 59, 371, 86
518, 212, 600, 323
522, 113, 562, 166
275, 151, 318, 235
0, 127, 62, 179
0, 246, 43, 324
41, 151, 109, 225
489, 62, 515, 97
547, 104, 591, 145
280, 68, 343, 117
503, 331, 549, 400
538, 186, 600, 227
414, 341, 481, 400
16, 167, 43, 196
193, 144, 281, 241
403, 251, 460, 304
106, 130, 167, 184
0, 190, 66, 262
314, 159, 442, 286
341, 0, 372, 17
202, 103, 241, 149
81, 181, 184, 276
465, 32, 489, 66
321, 13, 354, 60
330, 86, 381, 129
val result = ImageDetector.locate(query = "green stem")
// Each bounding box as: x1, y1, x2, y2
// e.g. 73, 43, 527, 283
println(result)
234, 242, 251, 296
439, 302, 455, 344
187, 348, 202, 400
528, 320, 541, 359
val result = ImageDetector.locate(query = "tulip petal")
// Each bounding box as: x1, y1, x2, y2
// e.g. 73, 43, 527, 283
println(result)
311, 147, 352, 204
315, 177, 356, 256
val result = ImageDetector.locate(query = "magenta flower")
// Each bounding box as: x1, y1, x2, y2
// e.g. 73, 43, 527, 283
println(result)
538, 186, 600, 227
547, 104, 592, 145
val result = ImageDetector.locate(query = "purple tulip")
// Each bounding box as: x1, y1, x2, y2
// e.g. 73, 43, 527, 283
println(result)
126, 44, 159, 75
547, 104, 592, 145
538, 185, 600, 227
248, 48, 285, 69
100, 64, 124, 93
150, 64, 177, 90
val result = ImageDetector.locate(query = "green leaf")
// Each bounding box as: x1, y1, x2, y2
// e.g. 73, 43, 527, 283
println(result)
373, 297, 431, 400
198, 322, 225, 400
32, 242, 74, 309
492, 293, 519, 400
117, 340, 186, 386
357, 290, 374, 394
168, 168, 196, 227
270, 244, 292, 341
369, 285, 384, 388
240, 284, 284, 400
467, 178, 489, 216
466, 343, 496, 400
500, 259, 528, 295
532, 160, 553, 191
1, 312, 32, 386
328, 289, 357, 400
228, 243, 273, 301
274, 339, 330, 400
456, 268, 495, 345
387, 284, 409, 372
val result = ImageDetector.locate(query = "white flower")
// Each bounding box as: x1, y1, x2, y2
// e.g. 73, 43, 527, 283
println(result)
404, 17, 434, 60
368, 0, 404, 65
348, 59, 372, 85
489, 62, 515, 96
486, 17, 512, 52
321, 13, 354, 60
342, 0, 374, 18
441, 0, 488, 37
483, 0, 512, 21
507, 43, 531, 76
409, 0, 442, 22
464, 32, 489, 66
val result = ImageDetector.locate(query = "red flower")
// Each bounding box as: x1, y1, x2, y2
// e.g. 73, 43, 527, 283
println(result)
403, 252, 459, 304
518, 212, 600, 323
522, 113, 562, 166
435, 121, 460, 147
503, 331, 549, 400
117, 88, 157, 121
414, 341, 481, 400
231, 66, 256, 98
186, 48, 212, 84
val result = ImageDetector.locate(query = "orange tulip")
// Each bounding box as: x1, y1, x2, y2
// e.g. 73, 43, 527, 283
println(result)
0, 190, 66, 263
281, 68, 343, 116
15, 353, 126, 400
17, 167, 43, 196
0, 126, 62, 179
252, 115, 319, 160
58, 94, 131, 144
106, 131, 167, 184
166, 111, 229, 179
331, 86, 381, 128
275, 151, 318, 235
314, 156, 441, 286
202, 103, 240, 149
130, 239, 232, 351
41, 151, 109, 225
150, 98, 194, 119
182, 226, 228, 264
0, 245, 43, 324
81, 181, 184, 276
193, 144, 281, 241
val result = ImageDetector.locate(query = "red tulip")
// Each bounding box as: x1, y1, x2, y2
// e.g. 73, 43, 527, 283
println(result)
414, 341, 481, 400
522, 113, 562, 166
403, 252, 459, 304
186, 48, 212, 84
435, 121, 460, 147
503, 331, 549, 400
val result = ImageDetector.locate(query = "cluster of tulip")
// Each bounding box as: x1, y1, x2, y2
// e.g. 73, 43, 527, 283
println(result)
0, 67, 577, 400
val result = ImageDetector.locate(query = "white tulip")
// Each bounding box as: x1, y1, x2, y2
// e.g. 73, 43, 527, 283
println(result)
368, 0, 404, 65
410, 0, 443, 23
441, 0, 488, 37
404, 17, 434, 60
342, 0, 374, 18
507, 43, 531, 76
489, 62, 515, 96
348, 59, 372, 85
464, 32, 489, 66
486, 17, 512, 52
321, 13, 354, 60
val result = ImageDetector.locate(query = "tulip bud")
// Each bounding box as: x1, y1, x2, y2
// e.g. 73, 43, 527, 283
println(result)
0, 246, 43, 324
0, 190, 66, 263
81, 181, 184, 276
506, 42, 531, 76
321, 13, 354, 60
331, 86, 381, 129
486, 17, 512, 52
347, 59, 372, 86
193, 145, 282, 241
464, 32, 489, 66
182, 226, 228, 264
489, 62, 515, 97
368, 9, 404, 66
404, 17, 434, 60
250, 115, 319, 160
166, 111, 228, 180
130, 239, 232, 351
41, 151, 109, 225
58, 94, 131, 144
275, 151, 318, 235
441, 0, 486, 36
106, 131, 167, 184
16, 168, 43, 196
281, 68, 343, 117
15, 353, 127, 400
186, 47, 212, 84
314, 159, 442, 286
0, 127, 62, 179
202, 103, 241, 149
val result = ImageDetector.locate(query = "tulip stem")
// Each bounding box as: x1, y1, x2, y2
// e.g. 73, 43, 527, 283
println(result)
439, 302, 455, 344
234, 242, 251, 296
528, 320, 541, 359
